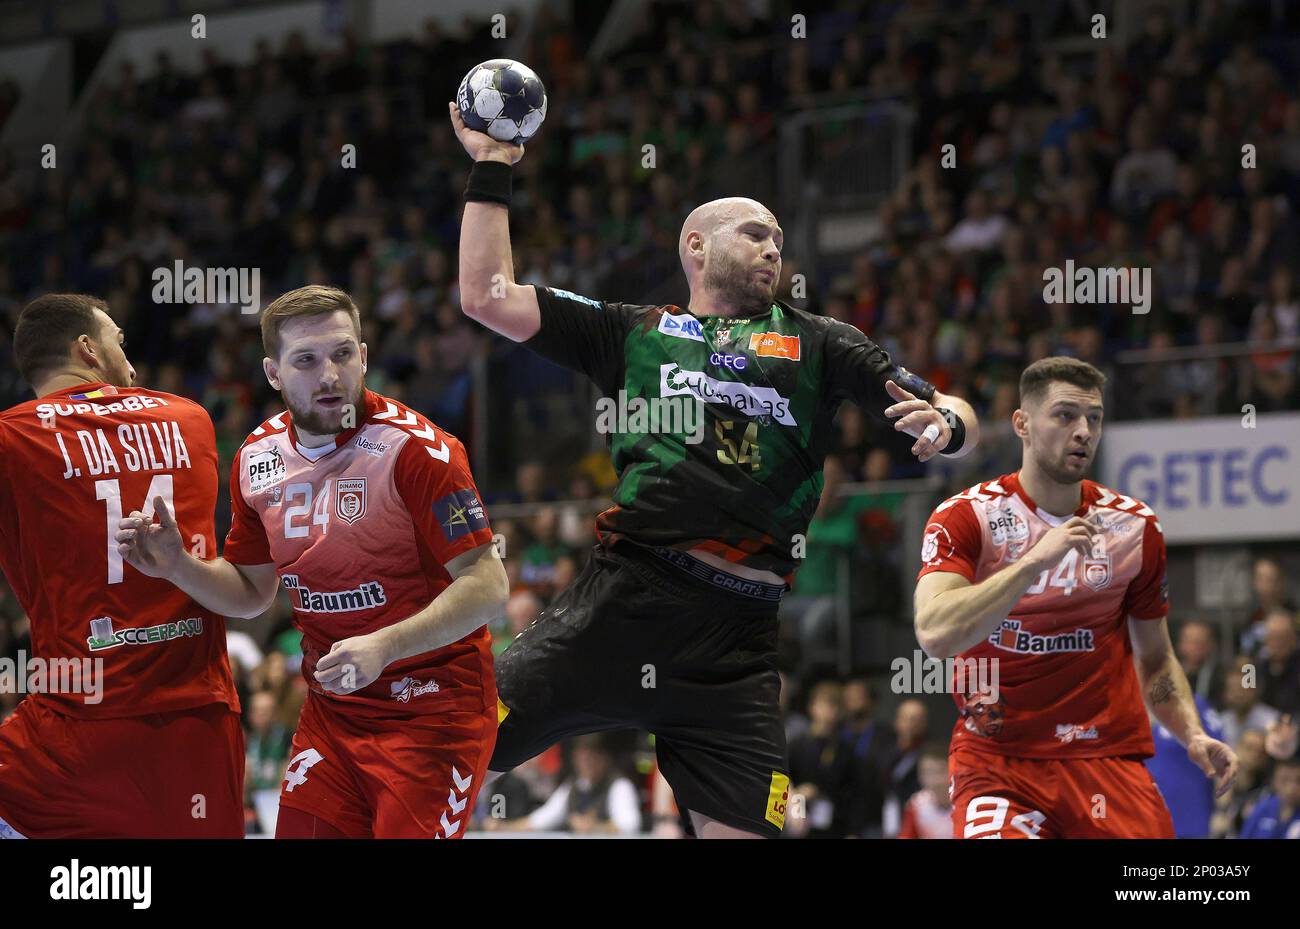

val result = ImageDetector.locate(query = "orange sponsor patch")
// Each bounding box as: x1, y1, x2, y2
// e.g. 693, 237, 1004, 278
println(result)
748, 331, 801, 360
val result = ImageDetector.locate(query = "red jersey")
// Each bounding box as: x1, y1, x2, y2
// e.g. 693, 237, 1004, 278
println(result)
223, 390, 496, 718
898, 789, 953, 839
0, 383, 239, 719
916, 471, 1168, 759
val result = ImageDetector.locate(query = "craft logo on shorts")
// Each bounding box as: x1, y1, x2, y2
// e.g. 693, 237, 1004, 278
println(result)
1055, 723, 1100, 743
765, 771, 791, 830
748, 331, 800, 360
435, 488, 489, 542
390, 676, 441, 703
247, 446, 286, 494
86, 615, 204, 652
657, 311, 706, 342
336, 478, 367, 525
989, 619, 1095, 654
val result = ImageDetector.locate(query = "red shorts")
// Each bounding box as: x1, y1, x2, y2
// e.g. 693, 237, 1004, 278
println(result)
949, 746, 1175, 839
275, 692, 496, 839
0, 697, 244, 838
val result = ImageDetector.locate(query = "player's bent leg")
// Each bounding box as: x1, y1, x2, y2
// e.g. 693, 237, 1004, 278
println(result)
1058, 756, 1176, 839
366, 705, 497, 839
649, 591, 789, 839
490, 552, 629, 774
146, 703, 246, 838
275, 695, 373, 839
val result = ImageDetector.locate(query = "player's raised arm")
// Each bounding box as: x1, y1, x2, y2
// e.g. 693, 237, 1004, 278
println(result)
449, 101, 540, 342
116, 497, 279, 619
914, 512, 1101, 658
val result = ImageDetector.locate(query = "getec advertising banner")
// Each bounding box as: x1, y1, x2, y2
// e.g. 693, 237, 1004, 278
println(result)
1100, 414, 1299, 543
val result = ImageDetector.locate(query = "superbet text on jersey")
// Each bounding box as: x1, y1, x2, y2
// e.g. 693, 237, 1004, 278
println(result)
223, 389, 497, 838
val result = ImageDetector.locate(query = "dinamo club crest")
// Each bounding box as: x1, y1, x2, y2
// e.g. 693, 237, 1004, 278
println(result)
336, 478, 367, 525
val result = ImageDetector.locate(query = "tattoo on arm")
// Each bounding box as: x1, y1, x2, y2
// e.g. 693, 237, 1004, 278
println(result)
1149, 673, 1176, 704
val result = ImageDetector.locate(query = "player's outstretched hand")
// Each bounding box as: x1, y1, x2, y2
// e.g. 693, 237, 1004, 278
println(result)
115, 495, 183, 579
448, 101, 524, 165
1188, 733, 1239, 798
314, 632, 392, 695
884, 379, 950, 462
1023, 515, 1100, 572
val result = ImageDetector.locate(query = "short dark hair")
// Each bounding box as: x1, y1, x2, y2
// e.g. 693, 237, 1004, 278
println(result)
1019, 356, 1106, 407
12, 293, 108, 386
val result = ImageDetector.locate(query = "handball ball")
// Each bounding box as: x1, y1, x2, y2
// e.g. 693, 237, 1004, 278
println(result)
456, 59, 548, 145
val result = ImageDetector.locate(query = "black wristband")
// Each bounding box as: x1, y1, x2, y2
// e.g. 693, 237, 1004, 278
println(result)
464, 159, 512, 205
935, 407, 966, 456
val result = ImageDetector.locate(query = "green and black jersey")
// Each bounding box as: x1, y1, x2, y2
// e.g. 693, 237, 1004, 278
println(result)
526, 285, 937, 581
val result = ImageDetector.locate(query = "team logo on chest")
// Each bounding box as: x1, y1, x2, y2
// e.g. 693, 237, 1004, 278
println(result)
336, 478, 367, 524
1082, 534, 1111, 591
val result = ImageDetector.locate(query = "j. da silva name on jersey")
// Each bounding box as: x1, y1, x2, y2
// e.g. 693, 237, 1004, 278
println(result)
282, 574, 387, 613
57, 422, 193, 480
989, 619, 1096, 654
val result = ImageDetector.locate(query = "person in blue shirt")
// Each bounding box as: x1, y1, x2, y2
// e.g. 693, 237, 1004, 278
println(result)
1146, 693, 1224, 838
1238, 757, 1300, 839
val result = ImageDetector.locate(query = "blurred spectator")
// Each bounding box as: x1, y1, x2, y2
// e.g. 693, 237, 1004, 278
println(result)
244, 691, 292, 795
492, 588, 542, 658
1220, 654, 1280, 749
1176, 618, 1224, 702
479, 753, 557, 829
841, 677, 888, 838
500, 734, 641, 835
1258, 611, 1300, 716
1237, 757, 1300, 839
1214, 728, 1271, 838
897, 744, 953, 839
1241, 558, 1294, 655
879, 698, 930, 837
787, 680, 857, 838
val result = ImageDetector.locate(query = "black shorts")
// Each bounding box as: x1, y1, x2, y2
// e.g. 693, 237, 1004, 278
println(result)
492, 542, 791, 837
